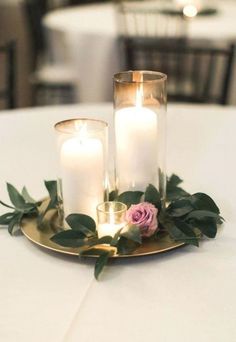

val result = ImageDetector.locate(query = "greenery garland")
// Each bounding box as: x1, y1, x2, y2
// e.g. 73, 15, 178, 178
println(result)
0, 175, 224, 279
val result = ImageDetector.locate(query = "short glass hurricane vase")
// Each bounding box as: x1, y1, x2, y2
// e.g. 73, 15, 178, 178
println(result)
113, 70, 167, 203
55, 118, 109, 221
97, 201, 127, 238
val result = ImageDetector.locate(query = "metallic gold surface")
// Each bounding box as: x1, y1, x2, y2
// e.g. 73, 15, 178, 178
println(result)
21, 211, 185, 258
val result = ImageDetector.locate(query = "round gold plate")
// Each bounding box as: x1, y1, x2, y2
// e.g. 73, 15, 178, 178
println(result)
21, 212, 185, 258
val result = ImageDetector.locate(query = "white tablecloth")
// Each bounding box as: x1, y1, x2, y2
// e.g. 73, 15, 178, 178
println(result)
0, 103, 236, 341
43, 1, 236, 103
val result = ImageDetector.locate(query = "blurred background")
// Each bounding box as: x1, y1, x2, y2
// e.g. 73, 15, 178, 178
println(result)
0, 0, 235, 109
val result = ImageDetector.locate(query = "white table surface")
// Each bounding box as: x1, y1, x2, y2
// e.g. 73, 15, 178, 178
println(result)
43, 1, 236, 103
44, 1, 236, 41
0, 103, 236, 342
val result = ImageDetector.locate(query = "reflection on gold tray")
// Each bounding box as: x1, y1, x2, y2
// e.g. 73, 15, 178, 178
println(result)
21, 211, 185, 258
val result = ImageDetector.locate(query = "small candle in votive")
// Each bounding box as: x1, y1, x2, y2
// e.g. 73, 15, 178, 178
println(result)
97, 202, 127, 238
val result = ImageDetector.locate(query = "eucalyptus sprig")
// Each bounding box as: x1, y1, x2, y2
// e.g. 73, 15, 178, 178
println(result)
0, 174, 224, 280
50, 212, 142, 279
50, 176, 223, 279
0, 180, 59, 234
166, 174, 190, 201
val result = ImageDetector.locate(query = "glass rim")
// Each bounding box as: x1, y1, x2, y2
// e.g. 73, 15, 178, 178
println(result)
113, 70, 167, 84
54, 118, 108, 134
96, 201, 127, 214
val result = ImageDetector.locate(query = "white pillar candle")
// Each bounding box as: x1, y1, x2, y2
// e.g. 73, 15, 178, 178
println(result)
60, 134, 104, 220
115, 105, 158, 192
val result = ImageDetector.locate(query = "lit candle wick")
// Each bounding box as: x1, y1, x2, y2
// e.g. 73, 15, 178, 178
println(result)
75, 122, 88, 144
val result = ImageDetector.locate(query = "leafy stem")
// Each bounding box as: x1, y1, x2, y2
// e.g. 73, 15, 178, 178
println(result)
0, 181, 59, 235
0, 174, 224, 280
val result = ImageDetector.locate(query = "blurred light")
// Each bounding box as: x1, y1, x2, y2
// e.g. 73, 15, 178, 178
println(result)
183, 4, 198, 17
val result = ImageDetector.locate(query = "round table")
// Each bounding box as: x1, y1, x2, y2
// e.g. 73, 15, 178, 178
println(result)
0, 102, 236, 341
44, 4, 120, 103
43, 1, 236, 104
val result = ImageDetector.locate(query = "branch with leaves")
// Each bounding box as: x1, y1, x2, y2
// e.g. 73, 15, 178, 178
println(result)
0, 175, 224, 279
50, 178, 223, 278
0, 181, 59, 234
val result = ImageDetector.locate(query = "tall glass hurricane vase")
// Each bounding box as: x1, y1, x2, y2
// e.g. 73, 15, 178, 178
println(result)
113, 71, 167, 202
55, 118, 109, 221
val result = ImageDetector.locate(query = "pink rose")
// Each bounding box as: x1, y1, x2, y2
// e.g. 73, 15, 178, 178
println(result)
125, 202, 158, 238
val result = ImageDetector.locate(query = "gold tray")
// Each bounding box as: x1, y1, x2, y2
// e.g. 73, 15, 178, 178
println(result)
21, 209, 185, 258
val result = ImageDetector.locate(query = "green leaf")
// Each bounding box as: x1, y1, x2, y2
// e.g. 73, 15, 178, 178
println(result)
166, 174, 189, 202
121, 225, 142, 244
7, 183, 26, 209
190, 193, 220, 214
66, 214, 96, 236
44, 180, 57, 198
160, 214, 199, 246
190, 218, 217, 238
50, 229, 89, 247
8, 212, 22, 235
166, 186, 189, 202
37, 180, 59, 225
167, 198, 193, 217
144, 184, 161, 210
96, 236, 113, 245
158, 210, 167, 225
44, 180, 58, 209
117, 236, 139, 254
186, 210, 223, 224
167, 174, 183, 187
22, 186, 36, 203
0, 212, 16, 225
117, 191, 143, 208
111, 228, 123, 246
95, 250, 113, 280
173, 219, 199, 246
109, 190, 118, 201
22, 205, 38, 215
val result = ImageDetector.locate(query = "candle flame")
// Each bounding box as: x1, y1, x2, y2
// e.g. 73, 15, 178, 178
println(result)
75, 121, 88, 142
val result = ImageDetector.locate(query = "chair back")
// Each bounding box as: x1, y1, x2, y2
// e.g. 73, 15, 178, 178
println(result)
24, 0, 49, 66
123, 38, 235, 104
0, 42, 16, 109
117, 1, 188, 39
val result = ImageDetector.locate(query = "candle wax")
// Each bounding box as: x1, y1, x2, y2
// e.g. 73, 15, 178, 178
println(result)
98, 222, 126, 238
115, 106, 158, 192
60, 136, 104, 220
